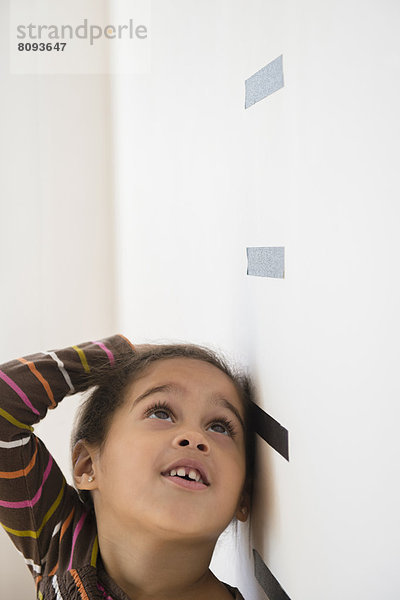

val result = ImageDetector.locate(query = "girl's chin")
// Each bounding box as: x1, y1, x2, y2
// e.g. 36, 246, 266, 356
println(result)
137, 509, 223, 541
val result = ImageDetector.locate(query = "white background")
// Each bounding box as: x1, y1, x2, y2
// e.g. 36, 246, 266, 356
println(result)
1, 1, 400, 598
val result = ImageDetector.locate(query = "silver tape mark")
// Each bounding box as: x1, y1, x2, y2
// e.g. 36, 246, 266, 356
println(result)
245, 55, 284, 109
247, 247, 285, 278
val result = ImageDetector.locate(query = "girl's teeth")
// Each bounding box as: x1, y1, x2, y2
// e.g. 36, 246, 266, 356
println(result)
166, 467, 204, 483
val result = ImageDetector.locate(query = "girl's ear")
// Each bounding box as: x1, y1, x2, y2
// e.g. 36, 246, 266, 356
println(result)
235, 491, 250, 523
72, 440, 98, 490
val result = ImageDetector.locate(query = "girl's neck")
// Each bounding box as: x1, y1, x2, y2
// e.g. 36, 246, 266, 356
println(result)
97, 528, 231, 600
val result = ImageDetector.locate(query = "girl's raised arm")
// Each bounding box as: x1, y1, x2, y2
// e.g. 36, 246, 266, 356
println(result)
0, 334, 134, 590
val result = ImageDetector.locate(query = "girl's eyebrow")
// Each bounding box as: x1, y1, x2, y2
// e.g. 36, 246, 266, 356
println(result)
130, 384, 178, 409
130, 383, 245, 432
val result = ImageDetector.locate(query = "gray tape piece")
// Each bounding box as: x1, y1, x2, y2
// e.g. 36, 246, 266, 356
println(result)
245, 55, 284, 109
247, 247, 285, 278
253, 550, 292, 600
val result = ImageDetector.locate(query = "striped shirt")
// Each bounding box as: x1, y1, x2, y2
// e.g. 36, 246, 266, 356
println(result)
0, 335, 244, 600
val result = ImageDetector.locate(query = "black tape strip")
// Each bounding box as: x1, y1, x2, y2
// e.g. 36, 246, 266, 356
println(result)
253, 549, 292, 600
250, 402, 289, 461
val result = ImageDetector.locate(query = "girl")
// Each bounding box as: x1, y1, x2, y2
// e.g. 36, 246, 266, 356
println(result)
0, 334, 255, 599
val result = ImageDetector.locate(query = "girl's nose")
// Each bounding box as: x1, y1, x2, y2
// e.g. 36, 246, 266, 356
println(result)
172, 430, 210, 454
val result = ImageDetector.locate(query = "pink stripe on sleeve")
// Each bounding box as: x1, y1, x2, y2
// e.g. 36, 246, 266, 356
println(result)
92, 341, 115, 366
0, 369, 40, 416
67, 512, 87, 570
0, 455, 53, 509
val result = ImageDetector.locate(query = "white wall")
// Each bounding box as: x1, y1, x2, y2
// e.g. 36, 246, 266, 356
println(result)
2, 1, 400, 598
0, 2, 115, 596
111, 1, 400, 598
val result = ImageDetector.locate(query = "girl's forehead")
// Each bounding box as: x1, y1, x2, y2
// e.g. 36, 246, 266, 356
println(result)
125, 358, 244, 415
133, 357, 237, 390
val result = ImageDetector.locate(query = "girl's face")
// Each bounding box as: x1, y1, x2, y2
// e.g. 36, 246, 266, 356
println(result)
89, 358, 248, 542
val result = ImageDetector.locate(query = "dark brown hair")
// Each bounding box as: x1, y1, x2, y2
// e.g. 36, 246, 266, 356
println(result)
71, 344, 256, 531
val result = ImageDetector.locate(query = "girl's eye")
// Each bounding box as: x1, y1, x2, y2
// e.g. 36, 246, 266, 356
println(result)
144, 402, 237, 437
150, 409, 171, 420
208, 419, 236, 437
145, 401, 173, 421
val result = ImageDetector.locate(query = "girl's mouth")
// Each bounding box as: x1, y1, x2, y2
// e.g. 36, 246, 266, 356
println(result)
161, 472, 208, 491
161, 463, 210, 490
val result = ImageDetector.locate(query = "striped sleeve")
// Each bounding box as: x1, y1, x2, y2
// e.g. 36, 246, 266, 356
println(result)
0, 334, 134, 579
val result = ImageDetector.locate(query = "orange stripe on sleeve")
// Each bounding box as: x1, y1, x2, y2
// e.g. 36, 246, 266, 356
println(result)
70, 569, 90, 600
35, 574, 43, 598
118, 333, 135, 350
18, 357, 57, 409
0, 437, 38, 479
48, 562, 58, 578
48, 507, 75, 576
60, 507, 75, 540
